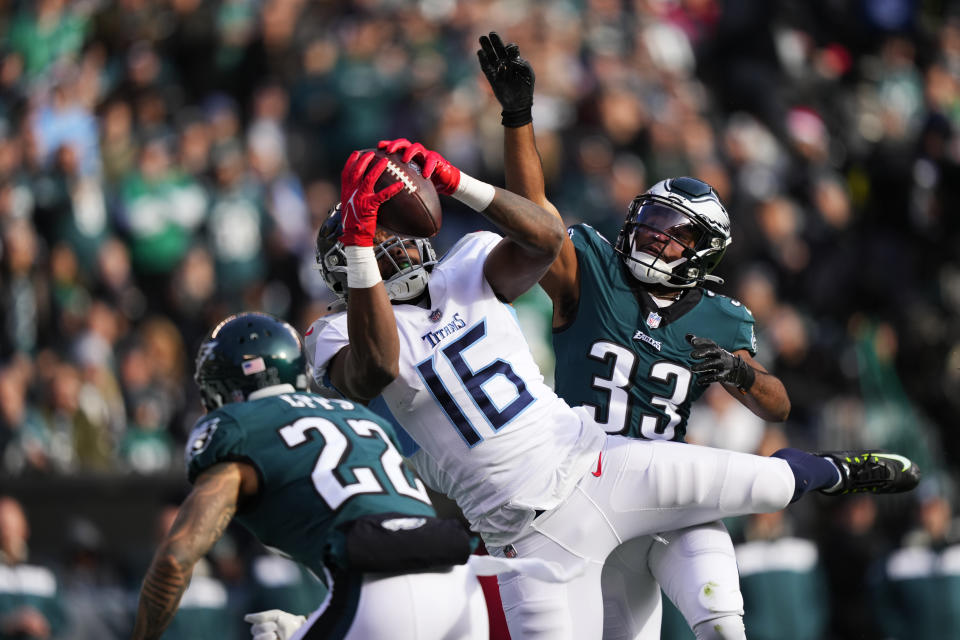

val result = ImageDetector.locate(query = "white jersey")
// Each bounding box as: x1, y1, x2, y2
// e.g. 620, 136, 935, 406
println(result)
307, 231, 605, 545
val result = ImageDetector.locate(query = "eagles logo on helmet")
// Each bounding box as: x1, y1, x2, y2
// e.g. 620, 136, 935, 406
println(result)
615, 177, 732, 289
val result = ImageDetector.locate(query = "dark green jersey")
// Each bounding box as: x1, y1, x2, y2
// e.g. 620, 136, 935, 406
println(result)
185, 392, 435, 577
553, 224, 757, 441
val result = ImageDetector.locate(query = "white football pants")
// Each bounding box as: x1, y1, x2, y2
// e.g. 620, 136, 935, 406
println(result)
292, 565, 488, 639
601, 522, 745, 640
489, 436, 794, 639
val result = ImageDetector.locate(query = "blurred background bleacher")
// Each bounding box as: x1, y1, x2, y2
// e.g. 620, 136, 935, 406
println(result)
0, 1, 959, 638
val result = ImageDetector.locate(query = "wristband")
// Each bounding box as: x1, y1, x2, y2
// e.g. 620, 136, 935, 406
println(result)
345, 246, 382, 289
501, 107, 533, 128
733, 357, 756, 393
452, 173, 496, 211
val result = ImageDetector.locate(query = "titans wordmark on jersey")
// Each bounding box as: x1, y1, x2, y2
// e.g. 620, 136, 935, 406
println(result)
553, 224, 756, 441
185, 392, 434, 577
308, 232, 604, 546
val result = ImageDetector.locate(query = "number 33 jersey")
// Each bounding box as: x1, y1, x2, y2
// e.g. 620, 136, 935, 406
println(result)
553, 223, 757, 442
308, 231, 605, 546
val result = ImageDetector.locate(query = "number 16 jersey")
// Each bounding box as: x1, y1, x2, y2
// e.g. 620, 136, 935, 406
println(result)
308, 231, 605, 546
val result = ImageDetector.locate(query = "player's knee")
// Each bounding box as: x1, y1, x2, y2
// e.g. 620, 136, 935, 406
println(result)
742, 457, 794, 513
693, 614, 746, 640
666, 521, 735, 557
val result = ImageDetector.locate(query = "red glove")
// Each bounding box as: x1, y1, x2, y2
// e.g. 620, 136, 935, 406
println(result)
339, 150, 404, 247
377, 138, 461, 196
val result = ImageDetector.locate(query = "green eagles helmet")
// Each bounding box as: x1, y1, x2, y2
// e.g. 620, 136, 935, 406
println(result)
194, 312, 308, 410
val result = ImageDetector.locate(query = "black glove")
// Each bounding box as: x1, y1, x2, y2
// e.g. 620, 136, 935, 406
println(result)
477, 31, 535, 127
686, 334, 756, 391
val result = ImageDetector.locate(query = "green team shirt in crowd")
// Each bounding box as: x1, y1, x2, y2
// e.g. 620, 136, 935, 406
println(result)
185, 392, 436, 579
552, 223, 757, 442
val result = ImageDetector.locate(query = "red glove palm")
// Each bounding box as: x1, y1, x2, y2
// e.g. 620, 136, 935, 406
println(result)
377, 138, 461, 195
339, 150, 404, 247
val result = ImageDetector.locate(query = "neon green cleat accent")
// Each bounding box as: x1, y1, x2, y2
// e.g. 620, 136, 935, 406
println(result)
820, 450, 921, 495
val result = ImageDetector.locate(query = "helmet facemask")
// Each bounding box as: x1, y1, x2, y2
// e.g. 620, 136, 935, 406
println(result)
315, 204, 437, 304
372, 231, 437, 302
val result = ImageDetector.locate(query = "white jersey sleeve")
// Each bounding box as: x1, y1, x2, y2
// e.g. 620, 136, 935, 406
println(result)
306, 314, 349, 388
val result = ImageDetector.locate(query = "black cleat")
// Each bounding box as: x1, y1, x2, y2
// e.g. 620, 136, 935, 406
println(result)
819, 451, 921, 495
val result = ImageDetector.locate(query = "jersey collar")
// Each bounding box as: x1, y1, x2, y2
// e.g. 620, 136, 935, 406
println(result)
628, 272, 704, 328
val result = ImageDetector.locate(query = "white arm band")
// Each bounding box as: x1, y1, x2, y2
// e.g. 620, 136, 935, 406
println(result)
345, 245, 382, 289
452, 172, 496, 212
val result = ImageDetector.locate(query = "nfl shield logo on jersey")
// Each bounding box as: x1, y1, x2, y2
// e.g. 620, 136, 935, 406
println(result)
429, 309, 443, 322
646, 312, 662, 329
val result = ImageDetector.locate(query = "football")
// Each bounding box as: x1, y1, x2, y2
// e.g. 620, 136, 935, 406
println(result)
363, 148, 442, 238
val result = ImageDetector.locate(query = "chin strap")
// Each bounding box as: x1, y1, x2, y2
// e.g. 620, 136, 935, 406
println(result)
703, 274, 724, 284
385, 269, 430, 301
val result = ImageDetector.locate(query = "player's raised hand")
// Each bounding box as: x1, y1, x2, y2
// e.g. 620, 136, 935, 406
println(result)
244, 609, 307, 640
377, 138, 462, 196
686, 334, 756, 391
339, 150, 404, 247
477, 31, 535, 127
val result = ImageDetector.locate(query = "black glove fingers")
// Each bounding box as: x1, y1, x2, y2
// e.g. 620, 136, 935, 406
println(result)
691, 360, 719, 373
490, 31, 508, 59
477, 48, 494, 75
505, 43, 521, 60
689, 347, 715, 360
479, 34, 497, 61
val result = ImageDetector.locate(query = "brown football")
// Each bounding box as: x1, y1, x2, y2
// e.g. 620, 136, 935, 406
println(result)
362, 148, 442, 238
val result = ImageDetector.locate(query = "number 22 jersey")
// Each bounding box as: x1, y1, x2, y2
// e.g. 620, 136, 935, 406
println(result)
185, 392, 435, 577
308, 231, 605, 546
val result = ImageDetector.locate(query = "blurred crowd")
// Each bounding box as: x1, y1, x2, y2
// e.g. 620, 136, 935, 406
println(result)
1, 0, 959, 639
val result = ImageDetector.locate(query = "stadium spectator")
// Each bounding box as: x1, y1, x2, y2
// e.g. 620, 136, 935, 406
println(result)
875, 482, 960, 640
0, 1, 954, 636
0, 495, 67, 639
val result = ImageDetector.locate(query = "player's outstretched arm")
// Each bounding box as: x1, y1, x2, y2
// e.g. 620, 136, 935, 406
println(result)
132, 463, 245, 640
378, 137, 566, 303
329, 151, 405, 403
479, 32, 580, 321
480, 186, 567, 302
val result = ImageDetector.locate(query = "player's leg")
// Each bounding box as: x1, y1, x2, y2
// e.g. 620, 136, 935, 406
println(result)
489, 440, 777, 639
579, 437, 797, 540
583, 437, 910, 536
600, 536, 663, 640
292, 566, 488, 640
649, 521, 746, 640
488, 512, 609, 640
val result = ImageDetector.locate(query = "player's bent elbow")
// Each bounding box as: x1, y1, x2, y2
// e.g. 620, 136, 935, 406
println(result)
776, 402, 791, 422
762, 397, 791, 423
152, 543, 194, 580
350, 362, 397, 399
544, 218, 566, 257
